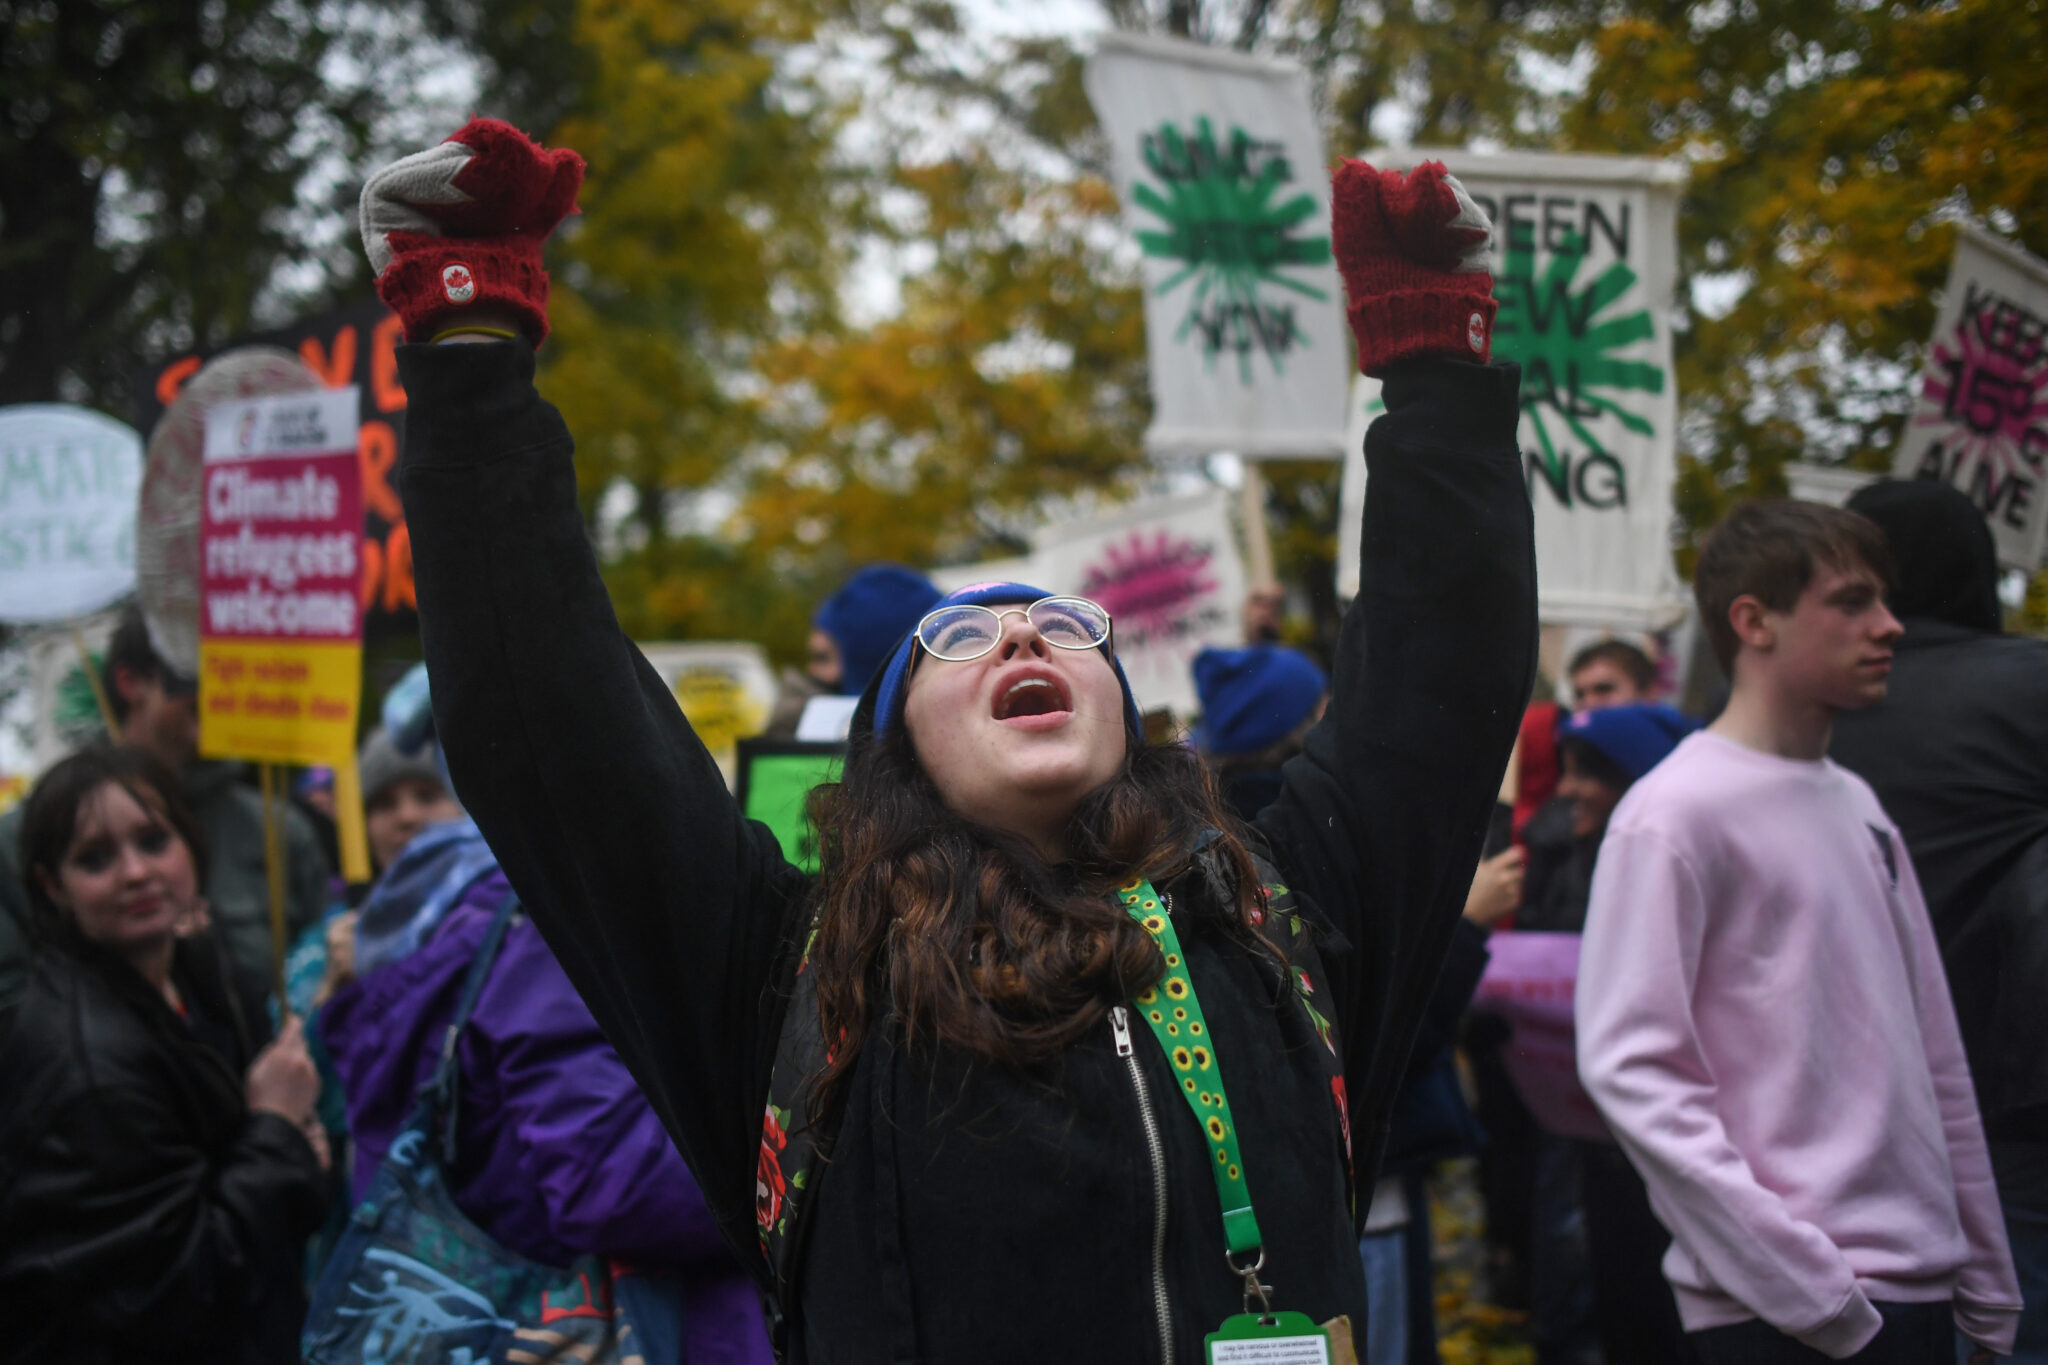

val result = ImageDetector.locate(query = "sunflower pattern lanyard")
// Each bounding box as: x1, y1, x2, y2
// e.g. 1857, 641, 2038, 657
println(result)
1118, 879, 1335, 1362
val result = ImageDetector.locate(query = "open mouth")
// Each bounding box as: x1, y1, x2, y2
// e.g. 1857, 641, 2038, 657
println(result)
993, 675, 1073, 721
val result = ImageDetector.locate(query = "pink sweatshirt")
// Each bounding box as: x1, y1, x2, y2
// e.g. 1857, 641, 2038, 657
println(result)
1575, 731, 2020, 1358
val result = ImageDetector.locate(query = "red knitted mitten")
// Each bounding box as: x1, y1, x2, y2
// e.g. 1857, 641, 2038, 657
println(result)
360, 118, 585, 345
1330, 160, 1497, 377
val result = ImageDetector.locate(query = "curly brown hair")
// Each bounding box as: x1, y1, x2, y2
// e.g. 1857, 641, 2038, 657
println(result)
801, 722, 1268, 1121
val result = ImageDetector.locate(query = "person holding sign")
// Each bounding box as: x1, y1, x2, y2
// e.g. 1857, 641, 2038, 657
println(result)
0, 747, 329, 1363
362, 120, 1533, 1362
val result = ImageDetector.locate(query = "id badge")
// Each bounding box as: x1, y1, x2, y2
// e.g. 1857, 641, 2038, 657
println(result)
1205, 1311, 1332, 1364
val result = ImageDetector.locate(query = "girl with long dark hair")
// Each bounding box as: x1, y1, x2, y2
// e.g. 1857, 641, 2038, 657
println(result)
0, 747, 329, 1363
357, 119, 1536, 1362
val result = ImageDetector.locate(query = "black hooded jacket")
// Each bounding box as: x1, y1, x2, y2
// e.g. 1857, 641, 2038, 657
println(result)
1832, 479, 2048, 1144
0, 928, 327, 1364
395, 342, 1536, 1363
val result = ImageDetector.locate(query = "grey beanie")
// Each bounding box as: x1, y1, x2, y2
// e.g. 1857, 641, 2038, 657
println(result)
358, 725, 445, 804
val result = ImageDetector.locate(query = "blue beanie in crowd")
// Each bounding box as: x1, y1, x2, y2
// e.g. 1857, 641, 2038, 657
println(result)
1191, 645, 1329, 757
1558, 703, 1699, 782
866, 580, 1143, 742
815, 564, 944, 697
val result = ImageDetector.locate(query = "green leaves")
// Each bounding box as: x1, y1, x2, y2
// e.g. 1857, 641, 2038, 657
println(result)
1, 0, 383, 406
1558, 0, 2047, 562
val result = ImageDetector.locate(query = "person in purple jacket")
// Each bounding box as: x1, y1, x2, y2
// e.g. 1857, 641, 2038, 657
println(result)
319, 798, 773, 1365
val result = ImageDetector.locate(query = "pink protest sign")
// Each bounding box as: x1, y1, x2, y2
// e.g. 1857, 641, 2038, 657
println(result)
197, 386, 364, 765
1471, 930, 1610, 1143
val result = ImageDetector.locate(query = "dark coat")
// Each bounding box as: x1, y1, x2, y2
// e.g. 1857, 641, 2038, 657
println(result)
0, 929, 327, 1364
396, 343, 1536, 1363
1517, 796, 1595, 933
1831, 617, 2048, 1141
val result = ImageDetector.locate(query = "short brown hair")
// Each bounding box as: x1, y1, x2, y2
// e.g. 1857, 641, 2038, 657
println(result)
1567, 638, 1657, 693
1694, 500, 1893, 673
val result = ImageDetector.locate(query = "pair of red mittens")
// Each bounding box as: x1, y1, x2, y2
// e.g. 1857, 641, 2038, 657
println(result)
360, 128, 1498, 375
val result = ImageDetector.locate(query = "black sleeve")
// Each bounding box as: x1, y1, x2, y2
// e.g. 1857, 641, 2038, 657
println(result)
396, 341, 810, 1264
1415, 917, 1491, 1065
1, 1088, 324, 1340
1254, 357, 1536, 1173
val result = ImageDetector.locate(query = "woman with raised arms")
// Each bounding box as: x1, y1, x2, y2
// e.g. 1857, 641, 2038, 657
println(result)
358, 119, 1535, 1363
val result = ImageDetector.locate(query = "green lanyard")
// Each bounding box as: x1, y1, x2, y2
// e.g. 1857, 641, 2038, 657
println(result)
1117, 878, 1263, 1257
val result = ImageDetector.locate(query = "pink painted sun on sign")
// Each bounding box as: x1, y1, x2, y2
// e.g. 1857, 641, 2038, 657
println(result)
1916, 306, 2048, 484
1079, 529, 1220, 654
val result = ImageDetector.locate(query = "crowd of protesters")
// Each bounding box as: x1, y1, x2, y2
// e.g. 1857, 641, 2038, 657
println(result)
0, 116, 2037, 1365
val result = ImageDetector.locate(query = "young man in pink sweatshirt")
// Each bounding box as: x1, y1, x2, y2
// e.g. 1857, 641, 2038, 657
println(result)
1575, 500, 2021, 1363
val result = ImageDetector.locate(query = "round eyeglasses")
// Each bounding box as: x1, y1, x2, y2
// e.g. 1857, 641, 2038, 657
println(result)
915, 596, 1114, 662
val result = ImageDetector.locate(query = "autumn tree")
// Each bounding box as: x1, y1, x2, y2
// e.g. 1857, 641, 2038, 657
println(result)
532, 7, 1158, 655
712, 27, 1157, 659
756, 0, 1591, 661
849, 0, 2046, 592
501, 0, 2044, 667
0, 0, 374, 406
0, 0, 526, 412
744, 140, 1153, 583
1557, 0, 2048, 559
502, 0, 858, 648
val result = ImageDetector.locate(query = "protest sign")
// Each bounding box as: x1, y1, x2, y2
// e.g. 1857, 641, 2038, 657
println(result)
199, 387, 365, 767
21, 608, 120, 773
638, 642, 777, 788
0, 405, 142, 622
137, 300, 418, 639
1894, 225, 2048, 569
1470, 930, 1609, 1142
1033, 488, 1248, 717
736, 738, 845, 874
142, 349, 325, 677
1084, 33, 1350, 459
1337, 151, 1688, 630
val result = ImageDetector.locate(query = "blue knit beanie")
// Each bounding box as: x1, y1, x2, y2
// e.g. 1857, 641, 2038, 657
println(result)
1558, 703, 1698, 782
815, 564, 944, 697
866, 580, 1143, 742
1191, 645, 1329, 757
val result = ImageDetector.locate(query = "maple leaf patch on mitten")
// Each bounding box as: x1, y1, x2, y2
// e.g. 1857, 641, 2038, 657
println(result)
1330, 160, 1497, 377
359, 118, 585, 345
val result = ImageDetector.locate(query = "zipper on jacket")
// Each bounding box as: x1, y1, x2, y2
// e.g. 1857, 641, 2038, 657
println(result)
1113, 1003, 1173, 1365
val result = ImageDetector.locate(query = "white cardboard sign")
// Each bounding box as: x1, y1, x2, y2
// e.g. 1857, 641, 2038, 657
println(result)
0, 405, 142, 623
1893, 225, 2048, 569
1337, 150, 1688, 630
1085, 33, 1351, 459
1033, 488, 1248, 718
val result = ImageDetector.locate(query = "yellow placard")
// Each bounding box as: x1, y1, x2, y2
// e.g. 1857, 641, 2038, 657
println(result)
199, 638, 363, 767
332, 750, 372, 883
671, 665, 771, 759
